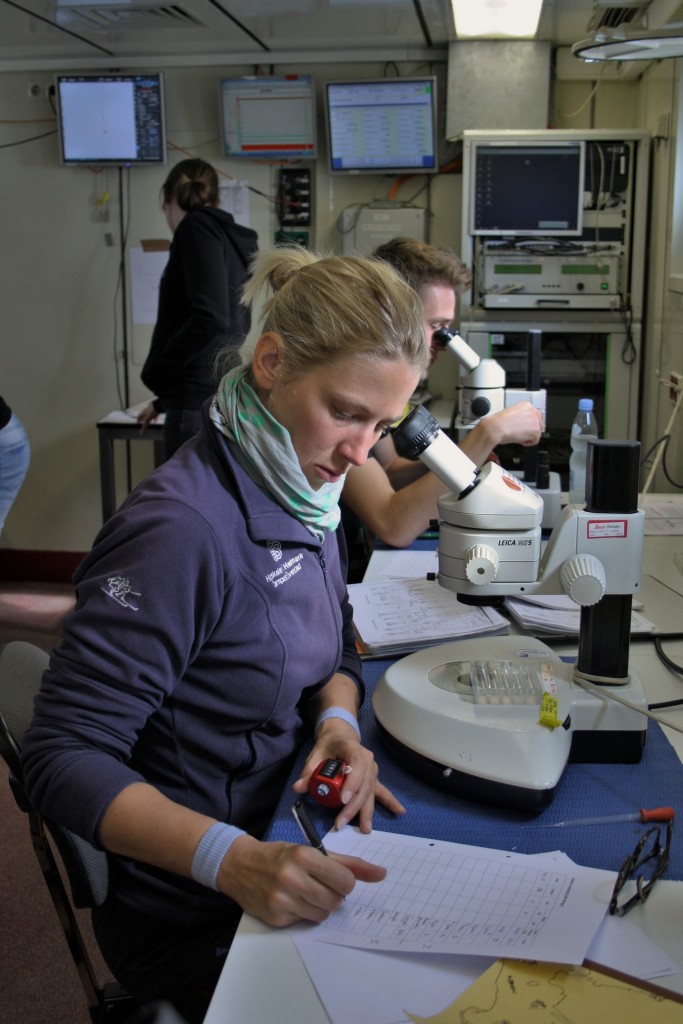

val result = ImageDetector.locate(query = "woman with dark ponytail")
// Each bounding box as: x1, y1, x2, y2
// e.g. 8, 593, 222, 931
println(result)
138, 158, 258, 459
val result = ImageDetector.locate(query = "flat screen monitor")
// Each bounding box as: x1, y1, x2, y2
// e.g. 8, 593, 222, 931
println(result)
220, 74, 317, 160
471, 140, 586, 237
324, 77, 438, 175
56, 73, 166, 166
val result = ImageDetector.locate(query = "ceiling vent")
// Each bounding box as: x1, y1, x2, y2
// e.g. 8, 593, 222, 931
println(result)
587, 3, 650, 32
57, 2, 206, 32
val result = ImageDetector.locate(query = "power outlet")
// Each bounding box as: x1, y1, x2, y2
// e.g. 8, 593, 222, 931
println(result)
669, 371, 683, 403
667, 372, 683, 403
27, 82, 50, 100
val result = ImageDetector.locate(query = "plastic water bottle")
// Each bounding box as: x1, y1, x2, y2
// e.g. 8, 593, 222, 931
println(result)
568, 398, 599, 504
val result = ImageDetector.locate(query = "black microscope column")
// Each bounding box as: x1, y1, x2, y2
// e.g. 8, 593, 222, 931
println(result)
575, 440, 641, 684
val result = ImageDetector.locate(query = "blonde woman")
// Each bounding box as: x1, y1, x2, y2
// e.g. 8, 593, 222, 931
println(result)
23, 247, 428, 1023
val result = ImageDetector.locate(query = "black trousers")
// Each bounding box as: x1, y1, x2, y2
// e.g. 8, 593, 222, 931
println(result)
93, 899, 241, 1024
162, 408, 204, 462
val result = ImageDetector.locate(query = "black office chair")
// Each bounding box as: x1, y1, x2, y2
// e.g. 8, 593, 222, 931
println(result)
0, 639, 138, 1024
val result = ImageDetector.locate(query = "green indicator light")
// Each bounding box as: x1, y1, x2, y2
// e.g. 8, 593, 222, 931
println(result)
494, 264, 542, 274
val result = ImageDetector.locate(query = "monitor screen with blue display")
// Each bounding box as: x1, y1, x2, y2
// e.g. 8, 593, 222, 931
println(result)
56, 74, 166, 166
324, 77, 438, 175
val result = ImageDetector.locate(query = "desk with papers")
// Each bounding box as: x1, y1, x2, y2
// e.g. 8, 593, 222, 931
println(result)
96, 409, 164, 522
204, 523, 683, 1024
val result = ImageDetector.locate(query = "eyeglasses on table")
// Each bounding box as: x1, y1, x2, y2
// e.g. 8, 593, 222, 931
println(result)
609, 818, 674, 917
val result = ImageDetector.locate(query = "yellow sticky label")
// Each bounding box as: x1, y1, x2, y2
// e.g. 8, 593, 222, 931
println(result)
539, 692, 562, 729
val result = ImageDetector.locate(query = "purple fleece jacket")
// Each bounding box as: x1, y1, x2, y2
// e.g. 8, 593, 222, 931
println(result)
22, 406, 364, 924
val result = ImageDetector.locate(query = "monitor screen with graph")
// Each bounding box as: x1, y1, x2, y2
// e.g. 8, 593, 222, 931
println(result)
219, 74, 317, 160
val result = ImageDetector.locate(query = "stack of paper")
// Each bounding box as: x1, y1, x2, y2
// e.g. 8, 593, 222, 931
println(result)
642, 495, 683, 536
348, 576, 509, 657
504, 593, 656, 636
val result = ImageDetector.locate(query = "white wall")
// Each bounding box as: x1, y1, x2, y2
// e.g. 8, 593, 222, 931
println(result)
1, 55, 681, 560
0, 59, 459, 556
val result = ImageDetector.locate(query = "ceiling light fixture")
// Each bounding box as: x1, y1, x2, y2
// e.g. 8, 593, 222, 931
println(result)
452, 0, 544, 39
573, 0, 683, 61
573, 25, 683, 60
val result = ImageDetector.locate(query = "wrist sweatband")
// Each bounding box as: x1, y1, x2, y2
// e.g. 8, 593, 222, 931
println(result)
191, 822, 245, 891
315, 706, 361, 739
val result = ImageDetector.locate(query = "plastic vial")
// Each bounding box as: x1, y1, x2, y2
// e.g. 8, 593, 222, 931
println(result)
568, 398, 599, 505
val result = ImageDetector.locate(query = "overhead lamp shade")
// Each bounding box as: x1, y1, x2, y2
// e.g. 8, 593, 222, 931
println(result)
573, 26, 683, 60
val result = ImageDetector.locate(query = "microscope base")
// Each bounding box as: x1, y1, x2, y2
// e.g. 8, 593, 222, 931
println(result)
373, 636, 647, 812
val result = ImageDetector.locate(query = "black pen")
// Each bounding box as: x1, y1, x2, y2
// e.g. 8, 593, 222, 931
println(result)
292, 798, 329, 856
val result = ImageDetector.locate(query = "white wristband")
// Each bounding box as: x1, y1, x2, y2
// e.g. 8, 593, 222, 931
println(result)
315, 706, 361, 739
191, 822, 245, 891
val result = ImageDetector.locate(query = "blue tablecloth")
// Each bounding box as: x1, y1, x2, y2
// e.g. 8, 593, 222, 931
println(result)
267, 657, 682, 881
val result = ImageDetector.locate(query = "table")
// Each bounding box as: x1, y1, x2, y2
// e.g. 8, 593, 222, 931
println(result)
205, 531, 683, 1023
97, 410, 164, 522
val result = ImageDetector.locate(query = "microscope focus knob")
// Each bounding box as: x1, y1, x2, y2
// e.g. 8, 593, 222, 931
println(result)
560, 555, 606, 606
470, 396, 492, 418
464, 544, 499, 585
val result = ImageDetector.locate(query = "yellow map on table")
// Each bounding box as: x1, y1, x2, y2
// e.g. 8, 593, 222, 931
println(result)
406, 959, 683, 1024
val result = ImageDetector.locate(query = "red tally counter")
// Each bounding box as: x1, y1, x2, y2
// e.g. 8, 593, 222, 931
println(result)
308, 758, 349, 808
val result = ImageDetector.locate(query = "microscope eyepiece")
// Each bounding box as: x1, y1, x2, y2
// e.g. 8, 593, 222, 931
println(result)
391, 406, 440, 460
432, 327, 455, 348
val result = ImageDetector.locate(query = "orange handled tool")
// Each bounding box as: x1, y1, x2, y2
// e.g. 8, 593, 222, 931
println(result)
547, 806, 675, 827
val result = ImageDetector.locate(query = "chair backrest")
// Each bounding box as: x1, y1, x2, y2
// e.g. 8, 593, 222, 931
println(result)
0, 639, 110, 906
0, 639, 135, 1022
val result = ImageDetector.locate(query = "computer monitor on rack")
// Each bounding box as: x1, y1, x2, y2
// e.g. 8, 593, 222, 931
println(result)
56, 73, 166, 166
219, 74, 317, 161
323, 77, 438, 175
471, 140, 586, 237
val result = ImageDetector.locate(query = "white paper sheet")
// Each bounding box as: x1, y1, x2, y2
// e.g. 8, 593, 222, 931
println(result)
129, 247, 169, 325
218, 181, 251, 224
504, 597, 656, 636
348, 577, 508, 655
642, 496, 683, 535
287, 845, 677, 1024
375, 549, 439, 579
286, 829, 616, 965
291, 940, 492, 1024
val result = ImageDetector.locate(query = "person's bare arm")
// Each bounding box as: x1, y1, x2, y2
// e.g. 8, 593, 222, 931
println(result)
343, 457, 448, 548
342, 402, 544, 549
291, 671, 405, 833
459, 401, 544, 466
137, 402, 160, 435
371, 433, 428, 489
99, 778, 387, 929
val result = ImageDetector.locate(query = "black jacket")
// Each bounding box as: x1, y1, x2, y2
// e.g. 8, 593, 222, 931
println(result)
141, 206, 258, 410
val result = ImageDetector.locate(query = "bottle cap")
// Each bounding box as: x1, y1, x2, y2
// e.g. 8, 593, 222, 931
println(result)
578, 398, 593, 411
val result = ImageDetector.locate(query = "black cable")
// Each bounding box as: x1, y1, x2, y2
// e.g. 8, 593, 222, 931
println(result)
640, 434, 683, 489
640, 434, 669, 466
654, 635, 683, 676
647, 635, 683, 709
619, 302, 636, 365
0, 128, 57, 149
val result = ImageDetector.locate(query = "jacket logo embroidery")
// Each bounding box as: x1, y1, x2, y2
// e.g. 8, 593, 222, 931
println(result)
265, 553, 303, 589
267, 540, 282, 562
101, 576, 140, 610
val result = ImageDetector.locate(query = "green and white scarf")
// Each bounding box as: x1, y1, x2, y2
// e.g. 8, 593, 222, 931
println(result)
210, 366, 343, 540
